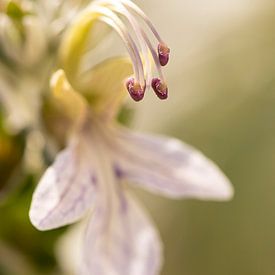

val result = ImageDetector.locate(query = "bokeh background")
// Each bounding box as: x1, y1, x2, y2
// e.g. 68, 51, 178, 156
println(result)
1, 0, 275, 274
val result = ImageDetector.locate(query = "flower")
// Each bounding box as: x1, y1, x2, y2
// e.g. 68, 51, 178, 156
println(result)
29, 1, 233, 274
0, 0, 88, 132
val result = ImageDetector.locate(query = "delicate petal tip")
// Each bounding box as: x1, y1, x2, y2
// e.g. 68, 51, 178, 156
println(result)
29, 209, 47, 231
29, 207, 57, 231
126, 77, 145, 102
194, 170, 234, 202
185, 152, 235, 202
151, 78, 168, 100
158, 43, 170, 66
28, 167, 64, 231
29, 145, 97, 231
212, 174, 234, 201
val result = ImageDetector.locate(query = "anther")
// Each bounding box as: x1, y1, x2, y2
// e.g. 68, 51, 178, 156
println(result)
151, 78, 168, 100
126, 78, 145, 101
158, 43, 170, 66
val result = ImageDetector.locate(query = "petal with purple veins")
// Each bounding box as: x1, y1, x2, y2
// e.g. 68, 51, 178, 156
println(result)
81, 192, 162, 275
29, 141, 97, 231
110, 127, 233, 201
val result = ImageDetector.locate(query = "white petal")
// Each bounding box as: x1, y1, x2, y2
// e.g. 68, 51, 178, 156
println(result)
112, 127, 233, 201
29, 141, 97, 230
81, 192, 162, 275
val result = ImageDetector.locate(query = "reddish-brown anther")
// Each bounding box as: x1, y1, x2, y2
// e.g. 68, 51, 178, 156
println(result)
126, 78, 145, 101
151, 78, 168, 100
158, 43, 170, 66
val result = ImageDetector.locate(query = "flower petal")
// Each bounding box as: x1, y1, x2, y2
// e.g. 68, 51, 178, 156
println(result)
80, 57, 133, 117
111, 127, 233, 200
50, 69, 87, 124
81, 192, 162, 275
29, 141, 97, 230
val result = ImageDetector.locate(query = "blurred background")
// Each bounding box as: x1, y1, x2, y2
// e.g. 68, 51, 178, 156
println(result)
1, 0, 275, 274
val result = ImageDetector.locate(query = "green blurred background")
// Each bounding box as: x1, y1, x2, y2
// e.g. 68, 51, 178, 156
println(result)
1, 0, 275, 274
134, 1, 275, 275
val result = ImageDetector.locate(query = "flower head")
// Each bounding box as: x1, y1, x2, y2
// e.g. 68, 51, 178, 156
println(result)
29, 1, 233, 274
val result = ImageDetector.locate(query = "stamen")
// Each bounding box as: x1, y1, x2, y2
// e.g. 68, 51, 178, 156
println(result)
90, 4, 146, 91
95, 0, 152, 86
88, 1, 169, 101
120, 0, 170, 66
126, 77, 145, 101
141, 29, 165, 81
151, 77, 168, 100
120, 0, 163, 42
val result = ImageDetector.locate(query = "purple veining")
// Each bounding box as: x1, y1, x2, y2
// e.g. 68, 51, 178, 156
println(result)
113, 164, 124, 179
116, 129, 192, 165
38, 154, 97, 228
90, 173, 98, 186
